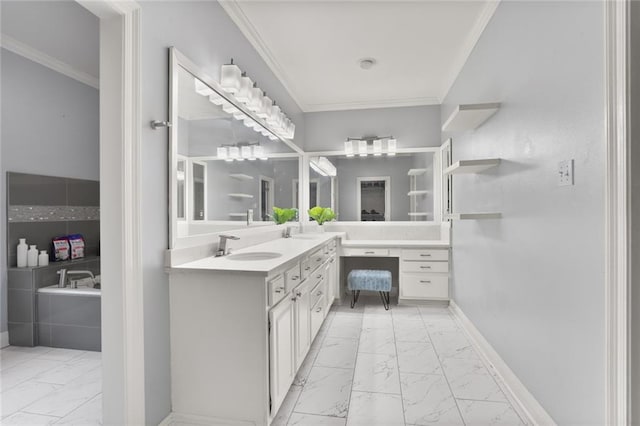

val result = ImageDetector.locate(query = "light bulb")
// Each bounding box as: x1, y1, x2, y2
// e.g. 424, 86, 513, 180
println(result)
345, 141, 354, 157
235, 75, 253, 103
359, 140, 368, 157
217, 146, 228, 160
373, 139, 382, 156
194, 79, 213, 96
387, 138, 397, 156
220, 61, 241, 93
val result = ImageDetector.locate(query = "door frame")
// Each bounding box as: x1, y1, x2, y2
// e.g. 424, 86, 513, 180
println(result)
259, 175, 275, 221
605, 0, 630, 424
75, 1, 144, 424
356, 176, 391, 221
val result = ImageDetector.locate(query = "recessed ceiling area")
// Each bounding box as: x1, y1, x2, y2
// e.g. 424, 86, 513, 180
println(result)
221, 1, 499, 112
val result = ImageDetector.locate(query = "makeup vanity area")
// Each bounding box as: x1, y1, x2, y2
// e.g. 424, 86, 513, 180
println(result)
165, 48, 453, 424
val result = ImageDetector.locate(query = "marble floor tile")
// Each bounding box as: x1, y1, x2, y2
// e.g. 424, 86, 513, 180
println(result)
36, 349, 86, 363
55, 394, 102, 425
1, 358, 60, 391
363, 304, 393, 316
294, 342, 323, 386
33, 357, 101, 385
23, 367, 102, 418
423, 316, 460, 334
1, 349, 39, 372
352, 352, 401, 394
457, 399, 524, 425
272, 385, 303, 426
429, 330, 476, 359
396, 341, 441, 375
361, 314, 394, 330
346, 391, 405, 426
315, 338, 359, 369
288, 412, 347, 426
357, 328, 396, 355
417, 306, 451, 317
331, 304, 364, 315
294, 367, 353, 418
1, 380, 62, 418
2, 411, 59, 425
394, 320, 430, 343
400, 373, 463, 426
391, 306, 423, 321
441, 357, 507, 402
327, 316, 362, 340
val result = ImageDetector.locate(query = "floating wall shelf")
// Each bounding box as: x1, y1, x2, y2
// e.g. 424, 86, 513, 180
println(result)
407, 168, 428, 176
228, 213, 248, 217
408, 212, 429, 217
408, 190, 429, 196
447, 212, 502, 220
228, 193, 253, 199
442, 103, 500, 132
444, 159, 501, 175
229, 174, 254, 181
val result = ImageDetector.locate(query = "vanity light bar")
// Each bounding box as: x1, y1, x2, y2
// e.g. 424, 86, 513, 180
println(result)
373, 139, 382, 156
345, 141, 354, 157
344, 137, 397, 157
387, 138, 397, 156
310, 156, 337, 177
358, 140, 368, 157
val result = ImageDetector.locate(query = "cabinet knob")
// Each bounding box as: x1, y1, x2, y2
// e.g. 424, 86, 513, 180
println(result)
292, 275, 300, 280
291, 296, 297, 302
365, 251, 375, 254
296, 291, 302, 297
419, 280, 431, 284
420, 266, 432, 269
305, 267, 311, 271
317, 291, 323, 296
316, 307, 322, 313
275, 286, 285, 293
317, 275, 323, 279
420, 254, 432, 257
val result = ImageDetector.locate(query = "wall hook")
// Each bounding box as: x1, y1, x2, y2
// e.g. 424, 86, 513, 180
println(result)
150, 120, 172, 130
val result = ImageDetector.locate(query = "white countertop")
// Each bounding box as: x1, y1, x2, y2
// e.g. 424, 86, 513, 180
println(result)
340, 239, 450, 248
172, 232, 343, 274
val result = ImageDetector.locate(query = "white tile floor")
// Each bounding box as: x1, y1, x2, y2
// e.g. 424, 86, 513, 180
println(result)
273, 301, 526, 426
0, 346, 102, 425
0, 302, 525, 426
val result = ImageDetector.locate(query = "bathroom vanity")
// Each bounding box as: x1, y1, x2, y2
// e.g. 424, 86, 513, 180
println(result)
169, 233, 340, 424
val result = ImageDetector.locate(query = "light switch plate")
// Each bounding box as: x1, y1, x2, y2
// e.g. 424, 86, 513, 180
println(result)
558, 159, 574, 186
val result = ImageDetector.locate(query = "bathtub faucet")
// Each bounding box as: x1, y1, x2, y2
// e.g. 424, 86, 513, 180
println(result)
57, 269, 95, 288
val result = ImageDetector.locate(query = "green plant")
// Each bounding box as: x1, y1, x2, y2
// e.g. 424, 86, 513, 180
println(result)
271, 207, 298, 225
308, 206, 336, 225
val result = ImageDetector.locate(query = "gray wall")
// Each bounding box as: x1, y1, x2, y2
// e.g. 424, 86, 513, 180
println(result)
442, 2, 604, 424
1, 49, 99, 335
139, 1, 306, 422
304, 105, 441, 151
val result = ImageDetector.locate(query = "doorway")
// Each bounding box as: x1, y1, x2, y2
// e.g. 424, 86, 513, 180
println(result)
260, 176, 275, 221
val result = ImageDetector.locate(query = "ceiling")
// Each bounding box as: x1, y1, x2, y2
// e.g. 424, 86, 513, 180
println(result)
220, 0, 499, 112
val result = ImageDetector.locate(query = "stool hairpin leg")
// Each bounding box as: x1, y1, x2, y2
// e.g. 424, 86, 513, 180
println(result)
351, 290, 360, 308
379, 291, 390, 310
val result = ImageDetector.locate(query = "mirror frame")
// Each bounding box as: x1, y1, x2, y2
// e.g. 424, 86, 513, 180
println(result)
168, 47, 303, 249
301, 147, 442, 223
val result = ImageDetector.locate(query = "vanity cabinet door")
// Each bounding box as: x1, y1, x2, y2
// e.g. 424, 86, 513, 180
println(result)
293, 281, 311, 370
269, 297, 295, 416
327, 255, 337, 304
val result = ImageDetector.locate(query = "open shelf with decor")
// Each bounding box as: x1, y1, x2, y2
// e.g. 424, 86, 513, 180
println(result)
444, 159, 500, 175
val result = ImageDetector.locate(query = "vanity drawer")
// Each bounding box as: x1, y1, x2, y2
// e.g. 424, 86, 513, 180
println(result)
301, 258, 313, 280
284, 263, 302, 292
341, 247, 390, 257
310, 248, 327, 270
268, 274, 287, 306
400, 273, 449, 300
310, 280, 325, 308
401, 261, 449, 274
401, 249, 448, 262
311, 296, 327, 338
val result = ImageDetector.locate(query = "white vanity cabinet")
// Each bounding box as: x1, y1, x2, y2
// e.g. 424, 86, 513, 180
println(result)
400, 248, 450, 300
169, 235, 340, 426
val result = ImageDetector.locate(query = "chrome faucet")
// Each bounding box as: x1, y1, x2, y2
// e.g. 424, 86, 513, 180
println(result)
57, 269, 95, 288
284, 225, 297, 238
216, 235, 240, 257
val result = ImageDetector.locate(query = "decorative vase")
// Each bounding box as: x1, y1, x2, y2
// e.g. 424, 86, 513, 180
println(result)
17, 238, 28, 267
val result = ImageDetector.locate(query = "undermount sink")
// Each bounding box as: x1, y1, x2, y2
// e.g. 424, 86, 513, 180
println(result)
227, 252, 282, 261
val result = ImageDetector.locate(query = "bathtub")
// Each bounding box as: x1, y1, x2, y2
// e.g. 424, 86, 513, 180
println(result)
36, 284, 101, 351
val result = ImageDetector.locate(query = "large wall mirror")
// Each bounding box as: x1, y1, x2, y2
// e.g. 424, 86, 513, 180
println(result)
169, 48, 301, 248
305, 151, 437, 222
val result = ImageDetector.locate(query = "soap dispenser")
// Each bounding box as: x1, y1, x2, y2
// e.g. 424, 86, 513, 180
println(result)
17, 238, 28, 267
27, 245, 38, 267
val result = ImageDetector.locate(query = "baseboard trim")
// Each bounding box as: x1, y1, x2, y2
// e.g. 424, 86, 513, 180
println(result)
448, 301, 556, 426
158, 412, 256, 426
0, 331, 9, 349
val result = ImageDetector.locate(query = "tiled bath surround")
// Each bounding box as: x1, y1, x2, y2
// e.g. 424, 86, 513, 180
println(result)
6, 172, 100, 267
6, 172, 101, 349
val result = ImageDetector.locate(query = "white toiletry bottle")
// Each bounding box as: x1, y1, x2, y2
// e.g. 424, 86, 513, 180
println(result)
17, 238, 28, 267
38, 250, 49, 266
27, 245, 38, 267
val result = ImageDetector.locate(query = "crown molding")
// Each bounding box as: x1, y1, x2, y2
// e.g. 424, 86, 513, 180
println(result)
0, 33, 99, 89
303, 96, 441, 113
439, 0, 500, 101
218, 0, 306, 111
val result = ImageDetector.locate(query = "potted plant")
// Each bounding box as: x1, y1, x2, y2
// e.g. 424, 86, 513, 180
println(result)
308, 206, 336, 232
271, 207, 298, 225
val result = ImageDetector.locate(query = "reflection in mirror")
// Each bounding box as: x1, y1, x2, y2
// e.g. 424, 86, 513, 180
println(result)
307, 153, 435, 221
171, 52, 299, 244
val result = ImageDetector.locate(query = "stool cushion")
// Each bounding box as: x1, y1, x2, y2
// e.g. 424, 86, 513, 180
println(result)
348, 269, 392, 292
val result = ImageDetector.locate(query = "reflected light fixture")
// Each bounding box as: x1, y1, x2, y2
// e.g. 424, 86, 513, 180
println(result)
209, 94, 225, 106
228, 146, 240, 161
194, 79, 214, 96
373, 139, 382, 156
257, 95, 272, 119
310, 156, 337, 177
217, 146, 228, 161
358, 140, 368, 157
345, 141, 354, 157
253, 145, 268, 160
241, 145, 252, 160
235, 73, 253, 103
220, 59, 241, 93
387, 138, 397, 156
